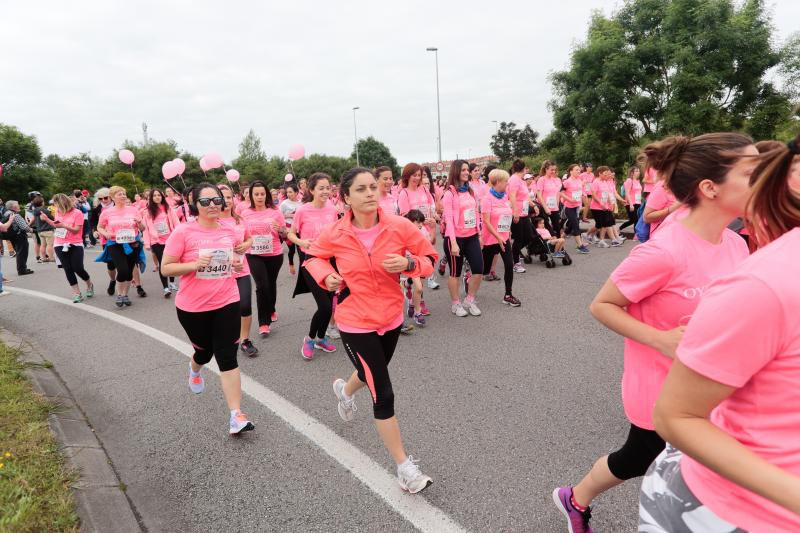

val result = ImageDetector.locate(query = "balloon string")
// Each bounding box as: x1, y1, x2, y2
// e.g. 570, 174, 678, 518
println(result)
164, 179, 182, 197
130, 164, 139, 195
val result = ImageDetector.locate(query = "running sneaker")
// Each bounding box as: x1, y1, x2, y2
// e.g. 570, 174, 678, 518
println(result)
259, 324, 270, 337
136, 285, 147, 297
576, 246, 590, 254
438, 257, 447, 276
596, 240, 610, 248
552, 486, 594, 533
240, 339, 258, 357
400, 322, 415, 335
168, 282, 179, 293
122, 295, 132, 306
590, 235, 600, 244
72, 293, 83, 304
315, 336, 336, 352
301, 337, 315, 360
413, 313, 426, 327
0, 291, 7, 297
271, 312, 278, 322
397, 456, 433, 494
163, 287, 171, 298
451, 303, 468, 317
426, 275, 440, 290
85, 284, 94, 298
513, 263, 526, 273
610, 239, 623, 247
553, 251, 565, 258
229, 410, 254, 435
326, 325, 341, 339
407, 304, 415, 319
332, 378, 357, 422
484, 271, 499, 281
464, 300, 482, 316
115, 295, 124, 308
189, 367, 204, 394
107, 280, 116, 296
503, 294, 521, 307
419, 300, 431, 316
36, 257, 43, 264
618, 234, 627, 241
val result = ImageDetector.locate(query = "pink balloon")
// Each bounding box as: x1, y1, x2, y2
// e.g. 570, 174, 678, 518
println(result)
226, 169, 240, 183
199, 157, 211, 172
162, 161, 178, 180
118, 149, 135, 165
288, 144, 305, 161
203, 152, 223, 169
172, 158, 186, 175
284, 173, 293, 182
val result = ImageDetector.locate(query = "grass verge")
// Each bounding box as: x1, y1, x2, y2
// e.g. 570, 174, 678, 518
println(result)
0, 341, 79, 532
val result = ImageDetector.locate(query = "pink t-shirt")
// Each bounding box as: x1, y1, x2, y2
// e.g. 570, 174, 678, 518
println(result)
219, 218, 250, 278
469, 179, 487, 199
537, 176, 563, 211
590, 179, 613, 210
609, 222, 748, 429
164, 221, 240, 312
442, 189, 479, 239
646, 181, 677, 235
145, 208, 173, 246
643, 167, 658, 193
240, 207, 285, 257
98, 206, 140, 242
480, 193, 513, 246
54, 209, 85, 246
562, 177, 584, 209
507, 173, 529, 217
292, 203, 339, 243
398, 187, 435, 219
351, 223, 381, 253
624, 179, 644, 206
678, 228, 800, 532
379, 194, 399, 216
579, 172, 595, 195
536, 227, 552, 240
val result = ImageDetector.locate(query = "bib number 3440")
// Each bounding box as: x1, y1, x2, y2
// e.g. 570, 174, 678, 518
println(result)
197, 249, 233, 279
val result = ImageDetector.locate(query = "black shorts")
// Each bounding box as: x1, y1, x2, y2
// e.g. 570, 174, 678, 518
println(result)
591, 209, 615, 228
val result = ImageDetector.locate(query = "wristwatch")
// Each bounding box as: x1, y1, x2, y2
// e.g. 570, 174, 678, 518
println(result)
405, 257, 416, 273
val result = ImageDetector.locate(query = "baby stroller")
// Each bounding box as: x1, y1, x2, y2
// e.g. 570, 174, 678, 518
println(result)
524, 203, 573, 268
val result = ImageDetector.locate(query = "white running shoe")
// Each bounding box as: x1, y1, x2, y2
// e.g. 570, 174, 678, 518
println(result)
397, 456, 433, 494
451, 303, 468, 317
597, 240, 610, 248
169, 282, 179, 293
333, 378, 357, 422
426, 276, 440, 290
590, 235, 600, 244
326, 325, 341, 340
513, 263, 526, 273
229, 409, 254, 435
188, 367, 204, 394
610, 239, 623, 247
464, 300, 481, 316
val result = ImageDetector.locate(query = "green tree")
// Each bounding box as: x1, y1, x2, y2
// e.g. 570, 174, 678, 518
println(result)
44, 153, 104, 194
489, 122, 540, 161
234, 129, 267, 166
108, 172, 147, 196
293, 154, 354, 182
0, 124, 49, 202
351, 136, 398, 171
547, 0, 793, 170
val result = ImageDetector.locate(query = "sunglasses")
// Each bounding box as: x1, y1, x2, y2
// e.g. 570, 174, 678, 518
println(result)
99, 196, 110, 200
196, 197, 224, 207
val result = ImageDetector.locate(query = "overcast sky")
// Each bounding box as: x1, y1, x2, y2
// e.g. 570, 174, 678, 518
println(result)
3, 1, 798, 167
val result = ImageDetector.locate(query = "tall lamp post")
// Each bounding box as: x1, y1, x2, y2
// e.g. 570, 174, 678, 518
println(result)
492, 120, 499, 133
426, 47, 442, 163
352, 106, 360, 166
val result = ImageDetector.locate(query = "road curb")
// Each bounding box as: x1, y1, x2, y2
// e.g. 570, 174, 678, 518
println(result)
0, 329, 144, 533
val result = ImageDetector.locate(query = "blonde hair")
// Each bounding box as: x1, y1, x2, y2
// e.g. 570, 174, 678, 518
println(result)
488, 168, 510, 186
109, 185, 126, 199
52, 193, 74, 214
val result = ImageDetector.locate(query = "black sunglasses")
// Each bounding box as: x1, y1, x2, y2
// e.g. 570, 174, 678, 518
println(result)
196, 197, 224, 207
99, 196, 110, 200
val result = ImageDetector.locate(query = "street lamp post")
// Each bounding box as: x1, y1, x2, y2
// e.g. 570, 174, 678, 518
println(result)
426, 47, 442, 163
352, 106, 360, 166
492, 120, 499, 133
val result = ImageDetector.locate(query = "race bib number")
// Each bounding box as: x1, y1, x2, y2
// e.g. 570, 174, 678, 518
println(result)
463, 208, 476, 229
546, 196, 558, 210
116, 228, 135, 244
497, 215, 512, 233
54, 228, 68, 239
571, 191, 582, 201
521, 202, 529, 216
155, 221, 169, 236
196, 249, 232, 280
251, 234, 273, 255
635, 192, 642, 204
601, 191, 610, 203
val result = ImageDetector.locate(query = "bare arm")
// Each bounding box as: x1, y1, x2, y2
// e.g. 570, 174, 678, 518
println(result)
160, 253, 207, 277
644, 202, 679, 224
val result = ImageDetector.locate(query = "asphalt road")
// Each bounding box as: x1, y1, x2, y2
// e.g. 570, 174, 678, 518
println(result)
1, 238, 641, 532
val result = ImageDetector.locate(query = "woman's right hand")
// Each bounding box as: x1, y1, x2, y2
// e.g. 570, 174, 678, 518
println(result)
654, 326, 686, 358
194, 255, 211, 271
297, 239, 312, 250
499, 240, 506, 252
324, 273, 343, 291
450, 240, 460, 257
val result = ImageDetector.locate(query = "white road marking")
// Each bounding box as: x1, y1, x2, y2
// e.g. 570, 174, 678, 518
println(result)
5, 286, 467, 533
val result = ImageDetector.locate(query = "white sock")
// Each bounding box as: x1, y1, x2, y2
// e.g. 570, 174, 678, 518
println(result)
189, 365, 200, 377
230, 409, 240, 417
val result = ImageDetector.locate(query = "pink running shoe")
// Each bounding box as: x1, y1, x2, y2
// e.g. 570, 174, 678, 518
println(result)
259, 324, 270, 337
419, 300, 431, 316
552, 486, 593, 533
315, 336, 337, 353
301, 337, 315, 360
271, 312, 278, 322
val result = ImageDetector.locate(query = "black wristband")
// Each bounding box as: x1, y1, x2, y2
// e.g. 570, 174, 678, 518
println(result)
405, 257, 415, 272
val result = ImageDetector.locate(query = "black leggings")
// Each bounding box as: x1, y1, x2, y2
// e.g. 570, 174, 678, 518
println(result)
54, 246, 90, 287
619, 204, 641, 231
301, 265, 334, 339
482, 241, 514, 295
564, 207, 582, 237
340, 326, 401, 420
286, 242, 297, 266
246, 254, 283, 326
443, 233, 483, 278
606, 423, 666, 480
235, 276, 252, 318
176, 301, 240, 372
510, 217, 533, 264
12, 234, 29, 274
106, 244, 137, 283
150, 244, 174, 289
548, 210, 563, 236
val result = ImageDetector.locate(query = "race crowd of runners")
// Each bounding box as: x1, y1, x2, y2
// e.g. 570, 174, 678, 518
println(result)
1, 132, 798, 531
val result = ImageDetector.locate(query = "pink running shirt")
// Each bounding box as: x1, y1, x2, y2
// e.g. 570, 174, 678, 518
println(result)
98, 206, 140, 242
442, 189, 479, 240
579, 172, 595, 195
218, 218, 251, 278
480, 193, 513, 246
537, 176, 563, 212
507, 173, 529, 217
291, 203, 339, 243
398, 187, 434, 219
646, 181, 677, 235
379, 194, 399, 216
240, 207, 285, 257
54, 209, 85, 246
562, 177, 584, 209
624, 179, 644, 206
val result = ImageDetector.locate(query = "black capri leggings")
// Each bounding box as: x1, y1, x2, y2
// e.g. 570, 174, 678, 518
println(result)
176, 301, 240, 372
482, 241, 514, 295
150, 243, 175, 289
564, 207, 582, 237
606, 423, 666, 480
510, 217, 533, 264
106, 243, 137, 282
286, 241, 297, 266
54, 246, 91, 287
443, 233, 483, 278
246, 254, 283, 326
619, 204, 641, 231
235, 276, 252, 318
340, 326, 401, 420
299, 252, 334, 339
548, 210, 563, 236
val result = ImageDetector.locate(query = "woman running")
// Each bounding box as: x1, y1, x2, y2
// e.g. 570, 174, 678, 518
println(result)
442, 159, 483, 317
638, 136, 800, 532
376, 166, 399, 215
589, 166, 623, 247
43, 193, 94, 302
552, 133, 758, 533
507, 159, 534, 273
562, 164, 590, 253
420, 172, 442, 290
480, 169, 521, 307
579, 163, 595, 223
288, 173, 339, 360
96, 186, 145, 308
90, 188, 119, 295
240, 180, 286, 338
280, 185, 302, 275
536, 161, 564, 236
619, 166, 643, 233
304, 167, 438, 494
142, 188, 180, 297
218, 184, 257, 357
161, 183, 252, 435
